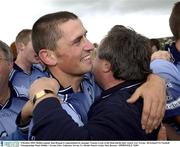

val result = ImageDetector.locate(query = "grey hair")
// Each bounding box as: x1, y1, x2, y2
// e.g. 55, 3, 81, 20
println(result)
0, 40, 13, 62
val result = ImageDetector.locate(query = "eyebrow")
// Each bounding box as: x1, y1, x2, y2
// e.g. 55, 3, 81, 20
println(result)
71, 30, 88, 44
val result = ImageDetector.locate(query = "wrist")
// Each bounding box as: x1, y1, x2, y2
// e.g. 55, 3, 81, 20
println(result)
31, 89, 55, 104
20, 111, 32, 125
34, 93, 59, 108
20, 100, 34, 125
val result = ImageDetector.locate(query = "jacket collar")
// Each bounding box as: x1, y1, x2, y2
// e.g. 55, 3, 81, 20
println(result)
101, 80, 144, 99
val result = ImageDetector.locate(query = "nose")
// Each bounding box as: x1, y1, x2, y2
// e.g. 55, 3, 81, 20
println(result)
84, 37, 94, 52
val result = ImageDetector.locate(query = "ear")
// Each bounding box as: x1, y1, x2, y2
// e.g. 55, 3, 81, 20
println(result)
39, 49, 57, 66
102, 60, 111, 73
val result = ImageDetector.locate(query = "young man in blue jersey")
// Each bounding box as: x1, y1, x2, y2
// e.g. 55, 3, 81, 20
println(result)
0, 40, 28, 139
17, 11, 166, 139
150, 2, 180, 140
9, 29, 49, 98
26, 25, 162, 140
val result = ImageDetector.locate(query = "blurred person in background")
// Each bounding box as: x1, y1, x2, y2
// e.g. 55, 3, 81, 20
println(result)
9, 29, 49, 98
150, 38, 160, 53
0, 40, 28, 139
10, 42, 17, 61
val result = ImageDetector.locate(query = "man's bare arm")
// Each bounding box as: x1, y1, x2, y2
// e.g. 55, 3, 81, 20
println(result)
127, 74, 166, 133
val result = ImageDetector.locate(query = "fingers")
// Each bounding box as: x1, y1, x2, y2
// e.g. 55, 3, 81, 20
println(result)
151, 81, 166, 130
140, 74, 166, 133
128, 74, 166, 134
29, 77, 60, 99
127, 88, 141, 103
142, 96, 166, 133
145, 98, 160, 133
152, 99, 166, 129
141, 98, 152, 132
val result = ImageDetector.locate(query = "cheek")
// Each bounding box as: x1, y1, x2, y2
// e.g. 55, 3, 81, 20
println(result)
65, 54, 80, 66
29, 50, 36, 56
0, 67, 9, 80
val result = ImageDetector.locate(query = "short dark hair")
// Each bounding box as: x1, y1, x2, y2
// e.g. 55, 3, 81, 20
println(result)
169, 2, 180, 40
32, 11, 78, 54
0, 40, 13, 62
98, 25, 152, 81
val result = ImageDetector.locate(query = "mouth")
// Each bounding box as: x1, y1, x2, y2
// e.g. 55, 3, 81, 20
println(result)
80, 55, 91, 62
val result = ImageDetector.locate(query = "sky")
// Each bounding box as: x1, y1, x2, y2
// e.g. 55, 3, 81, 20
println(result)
0, 0, 179, 45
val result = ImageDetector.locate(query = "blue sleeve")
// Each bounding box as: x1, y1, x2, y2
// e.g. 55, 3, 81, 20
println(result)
1, 112, 30, 140
0, 128, 28, 140
150, 59, 180, 82
151, 59, 180, 118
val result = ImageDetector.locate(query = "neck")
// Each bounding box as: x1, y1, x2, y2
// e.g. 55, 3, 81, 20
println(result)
103, 79, 124, 90
175, 39, 180, 52
15, 55, 32, 74
0, 84, 10, 105
101, 73, 124, 90
50, 68, 83, 92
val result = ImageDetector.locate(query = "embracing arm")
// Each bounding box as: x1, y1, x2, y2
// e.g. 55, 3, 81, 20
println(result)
127, 74, 166, 133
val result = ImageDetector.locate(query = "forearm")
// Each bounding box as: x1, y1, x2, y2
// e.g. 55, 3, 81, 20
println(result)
147, 73, 165, 84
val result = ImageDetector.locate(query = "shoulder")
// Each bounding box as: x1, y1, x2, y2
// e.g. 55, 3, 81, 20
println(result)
9, 64, 22, 81
92, 88, 142, 116
33, 64, 46, 72
81, 73, 95, 90
151, 59, 176, 71
10, 83, 28, 101
32, 65, 49, 76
